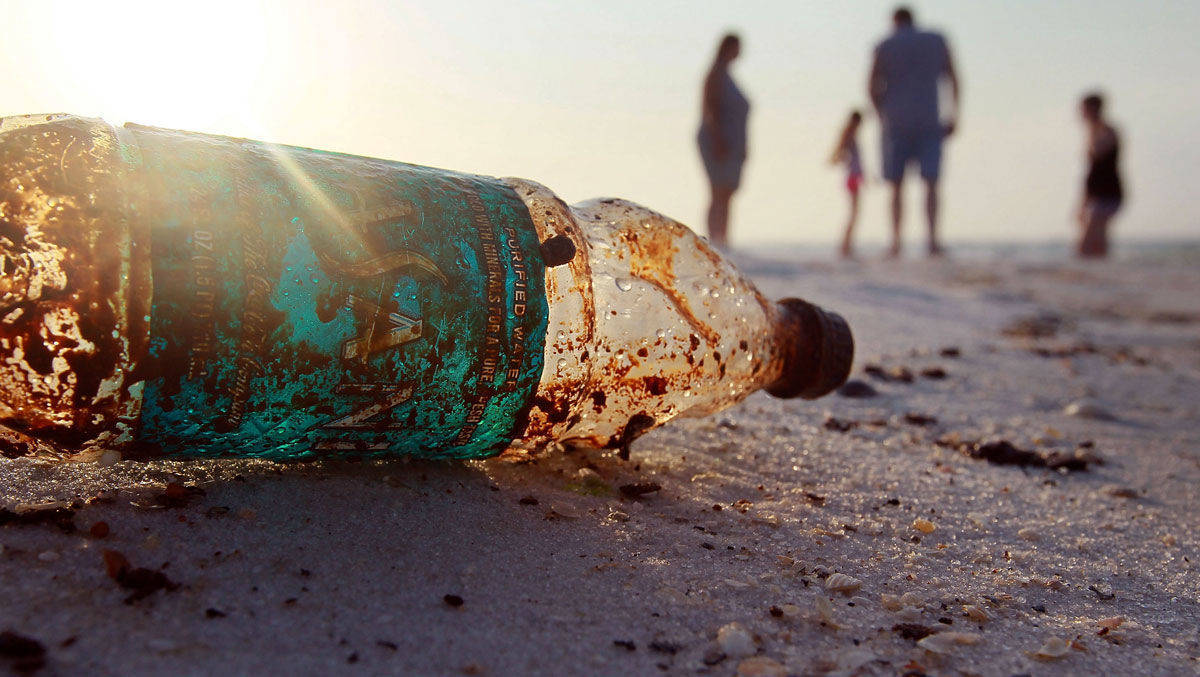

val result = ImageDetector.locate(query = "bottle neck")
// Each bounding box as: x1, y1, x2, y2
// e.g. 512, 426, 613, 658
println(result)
766, 299, 854, 399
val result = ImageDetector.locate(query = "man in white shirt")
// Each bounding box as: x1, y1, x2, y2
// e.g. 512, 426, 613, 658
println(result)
869, 6, 961, 257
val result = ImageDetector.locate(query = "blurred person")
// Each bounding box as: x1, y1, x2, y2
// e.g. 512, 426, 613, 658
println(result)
830, 110, 865, 259
868, 6, 960, 258
698, 33, 749, 249
1077, 92, 1123, 258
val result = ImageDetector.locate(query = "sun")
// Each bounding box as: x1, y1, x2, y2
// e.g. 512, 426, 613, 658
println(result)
36, 0, 276, 136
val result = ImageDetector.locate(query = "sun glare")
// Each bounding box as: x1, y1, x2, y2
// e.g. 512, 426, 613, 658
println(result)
42, 1, 275, 136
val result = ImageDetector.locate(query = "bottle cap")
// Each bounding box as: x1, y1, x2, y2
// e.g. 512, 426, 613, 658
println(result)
766, 298, 854, 399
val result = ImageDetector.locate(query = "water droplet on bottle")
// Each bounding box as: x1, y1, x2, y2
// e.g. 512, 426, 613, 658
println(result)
556, 358, 567, 371
710, 288, 720, 298
615, 278, 633, 292
556, 330, 567, 341
655, 328, 667, 339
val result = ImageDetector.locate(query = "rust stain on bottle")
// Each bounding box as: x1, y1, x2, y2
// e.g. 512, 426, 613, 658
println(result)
615, 221, 721, 347
0, 117, 149, 456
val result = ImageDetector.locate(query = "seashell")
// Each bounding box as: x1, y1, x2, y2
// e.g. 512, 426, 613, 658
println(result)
917, 631, 982, 654
815, 595, 840, 628
964, 605, 990, 622
825, 573, 862, 595
1029, 637, 1071, 660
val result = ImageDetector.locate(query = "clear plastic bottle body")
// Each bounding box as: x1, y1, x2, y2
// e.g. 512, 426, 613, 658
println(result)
509, 180, 785, 451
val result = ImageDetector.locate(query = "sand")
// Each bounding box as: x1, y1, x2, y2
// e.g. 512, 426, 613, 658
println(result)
2, 253, 1198, 676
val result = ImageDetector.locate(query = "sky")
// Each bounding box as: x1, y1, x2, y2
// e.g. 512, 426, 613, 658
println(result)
2, 0, 1198, 247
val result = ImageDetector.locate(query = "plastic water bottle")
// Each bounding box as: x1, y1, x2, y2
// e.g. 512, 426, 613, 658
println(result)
0, 114, 852, 461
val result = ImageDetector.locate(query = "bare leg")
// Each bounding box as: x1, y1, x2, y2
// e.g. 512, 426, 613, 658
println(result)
840, 189, 859, 259
1079, 206, 1112, 258
925, 179, 943, 256
887, 182, 903, 258
707, 183, 734, 248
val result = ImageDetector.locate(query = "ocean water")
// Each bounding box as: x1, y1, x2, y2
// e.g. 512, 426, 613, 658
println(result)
739, 238, 1200, 267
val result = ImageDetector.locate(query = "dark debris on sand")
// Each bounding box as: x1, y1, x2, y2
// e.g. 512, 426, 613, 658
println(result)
892, 623, 936, 641
0, 504, 76, 533
864, 364, 914, 383
823, 416, 857, 433
1002, 313, 1065, 339
619, 482, 662, 499
101, 549, 179, 603
836, 379, 878, 398
938, 438, 1101, 472
0, 630, 46, 674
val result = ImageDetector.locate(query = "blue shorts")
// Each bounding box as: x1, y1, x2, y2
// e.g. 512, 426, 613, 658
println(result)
881, 126, 943, 182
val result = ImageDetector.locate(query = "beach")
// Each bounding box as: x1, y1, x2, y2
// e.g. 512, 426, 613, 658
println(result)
2, 250, 1198, 676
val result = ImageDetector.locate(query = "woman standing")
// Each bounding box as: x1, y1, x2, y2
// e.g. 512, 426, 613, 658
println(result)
698, 33, 749, 249
1078, 92, 1123, 258
830, 110, 865, 259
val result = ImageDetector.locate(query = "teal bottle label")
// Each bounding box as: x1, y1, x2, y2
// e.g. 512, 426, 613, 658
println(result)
124, 127, 548, 459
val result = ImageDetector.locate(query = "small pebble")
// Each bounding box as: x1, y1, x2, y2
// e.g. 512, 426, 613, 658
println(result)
736, 656, 786, 677
1017, 527, 1039, 541
1097, 616, 1125, 631
607, 508, 630, 522
716, 623, 755, 658
37, 550, 59, 562
1029, 636, 1071, 660
913, 518, 936, 534
917, 631, 981, 654
1063, 399, 1114, 421
443, 594, 464, 608
836, 379, 878, 398
90, 521, 110, 538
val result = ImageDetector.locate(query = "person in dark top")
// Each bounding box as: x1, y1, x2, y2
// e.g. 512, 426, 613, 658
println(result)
1078, 92, 1123, 258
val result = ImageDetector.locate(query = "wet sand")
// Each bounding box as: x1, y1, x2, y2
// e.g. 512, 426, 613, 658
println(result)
2, 255, 1198, 675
